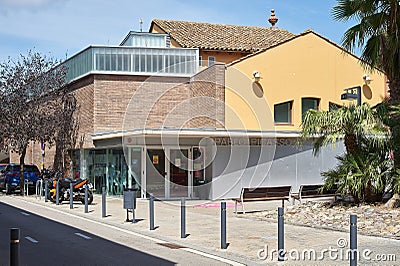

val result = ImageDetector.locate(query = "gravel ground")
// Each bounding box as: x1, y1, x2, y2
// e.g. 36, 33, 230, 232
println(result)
251, 201, 400, 240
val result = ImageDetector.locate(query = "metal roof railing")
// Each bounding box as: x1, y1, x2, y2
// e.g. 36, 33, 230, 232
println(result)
63, 46, 199, 83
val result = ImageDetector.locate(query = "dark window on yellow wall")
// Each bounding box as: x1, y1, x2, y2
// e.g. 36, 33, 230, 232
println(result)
302, 98, 319, 121
274, 101, 292, 124
329, 102, 342, 111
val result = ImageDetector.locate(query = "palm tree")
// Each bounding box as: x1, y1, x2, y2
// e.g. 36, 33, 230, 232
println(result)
322, 151, 392, 203
332, 0, 400, 168
300, 103, 387, 156
301, 103, 390, 203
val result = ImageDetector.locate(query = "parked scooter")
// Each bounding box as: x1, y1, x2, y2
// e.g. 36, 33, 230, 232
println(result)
43, 169, 93, 204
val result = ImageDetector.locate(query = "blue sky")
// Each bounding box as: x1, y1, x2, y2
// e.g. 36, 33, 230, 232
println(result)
0, 0, 357, 62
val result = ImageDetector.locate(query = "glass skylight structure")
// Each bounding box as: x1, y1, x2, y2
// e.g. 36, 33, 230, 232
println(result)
62, 32, 199, 82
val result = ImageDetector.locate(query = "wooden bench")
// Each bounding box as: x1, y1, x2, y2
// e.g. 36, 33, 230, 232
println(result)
292, 184, 338, 204
233, 186, 292, 214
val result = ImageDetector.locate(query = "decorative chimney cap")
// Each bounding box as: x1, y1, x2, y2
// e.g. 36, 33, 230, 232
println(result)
268, 9, 278, 28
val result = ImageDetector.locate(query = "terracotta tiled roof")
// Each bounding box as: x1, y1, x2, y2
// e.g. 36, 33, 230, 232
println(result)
151, 19, 296, 52
228, 30, 372, 67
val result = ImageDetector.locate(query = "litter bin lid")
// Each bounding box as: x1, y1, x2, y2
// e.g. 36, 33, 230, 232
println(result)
124, 188, 138, 191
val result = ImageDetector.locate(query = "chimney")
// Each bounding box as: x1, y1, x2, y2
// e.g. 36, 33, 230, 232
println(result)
268, 9, 278, 28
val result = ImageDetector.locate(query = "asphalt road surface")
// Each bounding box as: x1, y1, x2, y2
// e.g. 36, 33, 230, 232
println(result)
0, 201, 230, 266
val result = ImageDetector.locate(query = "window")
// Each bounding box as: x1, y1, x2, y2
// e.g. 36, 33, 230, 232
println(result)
329, 102, 341, 111
274, 101, 293, 124
302, 98, 319, 121
95, 54, 105, 71
199, 56, 202, 66
208, 56, 216, 66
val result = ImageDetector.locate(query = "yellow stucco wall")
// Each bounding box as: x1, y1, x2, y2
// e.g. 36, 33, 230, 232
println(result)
225, 31, 387, 131
200, 51, 247, 65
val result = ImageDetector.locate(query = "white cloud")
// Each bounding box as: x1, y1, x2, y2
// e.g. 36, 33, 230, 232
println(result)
0, 0, 54, 7
0, 0, 66, 12
0, 0, 232, 61
0, 0, 351, 61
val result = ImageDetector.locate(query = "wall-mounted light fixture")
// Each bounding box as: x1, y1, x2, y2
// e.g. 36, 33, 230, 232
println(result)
253, 71, 261, 82
363, 74, 372, 85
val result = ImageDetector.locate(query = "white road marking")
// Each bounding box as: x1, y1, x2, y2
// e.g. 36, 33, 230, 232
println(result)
20, 212, 30, 216
181, 248, 245, 266
8, 198, 246, 266
25, 236, 38, 243
75, 232, 92, 240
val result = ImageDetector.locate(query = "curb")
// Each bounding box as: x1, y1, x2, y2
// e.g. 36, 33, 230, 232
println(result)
2, 194, 265, 266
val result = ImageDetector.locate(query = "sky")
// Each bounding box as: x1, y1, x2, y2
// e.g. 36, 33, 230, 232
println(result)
0, 0, 358, 62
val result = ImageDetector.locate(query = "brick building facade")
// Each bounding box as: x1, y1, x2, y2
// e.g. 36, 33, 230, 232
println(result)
15, 58, 226, 199
11, 18, 379, 200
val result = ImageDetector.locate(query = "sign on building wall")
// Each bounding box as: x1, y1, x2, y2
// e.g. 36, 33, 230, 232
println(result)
212, 137, 298, 146
152, 155, 159, 164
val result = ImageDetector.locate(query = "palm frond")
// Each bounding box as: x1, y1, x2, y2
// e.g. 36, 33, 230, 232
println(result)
332, 0, 369, 21
321, 151, 393, 202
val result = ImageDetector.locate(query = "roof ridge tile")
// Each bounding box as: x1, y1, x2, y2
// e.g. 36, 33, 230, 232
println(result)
152, 19, 295, 52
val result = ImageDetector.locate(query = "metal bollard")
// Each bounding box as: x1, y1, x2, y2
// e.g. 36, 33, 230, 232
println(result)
45, 180, 48, 202
278, 207, 284, 261
181, 197, 186, 238
221, 201, 227, 249
41, 180, 44, 197
56, 180, 59, 205
149, 194, 155, 230
84, 184, 88, 213
102, 186, 106, 218
35, 180, 42, 199
350, 214, 357, 266
70, 182, 73, 209
39, 180, 43, 198
10, 228, 20, 266
25, 180, 29, 196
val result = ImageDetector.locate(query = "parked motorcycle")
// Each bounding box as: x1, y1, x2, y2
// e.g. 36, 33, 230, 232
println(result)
43, 169, 93, 204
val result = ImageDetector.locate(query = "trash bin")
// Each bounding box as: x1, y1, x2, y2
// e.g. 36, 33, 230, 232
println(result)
123, 188, 138, 210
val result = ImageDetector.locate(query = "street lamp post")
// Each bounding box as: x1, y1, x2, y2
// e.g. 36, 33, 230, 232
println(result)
341, 86, 361, 106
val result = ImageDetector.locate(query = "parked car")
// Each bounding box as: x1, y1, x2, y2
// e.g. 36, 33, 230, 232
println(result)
0, 163, 7, 172
0, 164, 41, 194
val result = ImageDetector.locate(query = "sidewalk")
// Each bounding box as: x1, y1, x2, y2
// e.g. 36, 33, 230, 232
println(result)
1, 193, 399, 265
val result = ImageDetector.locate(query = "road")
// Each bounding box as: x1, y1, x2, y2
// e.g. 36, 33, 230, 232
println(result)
0, 201, 231, 266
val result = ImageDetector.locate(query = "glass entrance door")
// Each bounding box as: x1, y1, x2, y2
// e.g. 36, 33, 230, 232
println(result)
146, 149, 166, 198
128, 147, 142, 198
108, 149, 128, 195
169, 149, 189, 198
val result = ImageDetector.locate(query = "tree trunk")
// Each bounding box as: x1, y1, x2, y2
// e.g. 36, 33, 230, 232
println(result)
364, 180, 382, 203
65, 151, 73, 179
19, 146, 27, 196
53, 140, 63, 172
388, 78, 400, 170
344, 133, 358, 156
392, 124, 400, 169
352, 193, 360, 204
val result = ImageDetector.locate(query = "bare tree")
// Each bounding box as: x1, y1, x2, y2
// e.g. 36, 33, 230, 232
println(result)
52, 91, 79, 174
0, 50, 71, 194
